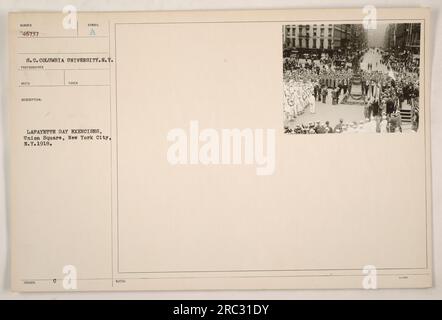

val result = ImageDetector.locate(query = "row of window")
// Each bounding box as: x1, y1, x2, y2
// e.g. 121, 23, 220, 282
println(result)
285, 26, 333, 37
286, 38, 332, 49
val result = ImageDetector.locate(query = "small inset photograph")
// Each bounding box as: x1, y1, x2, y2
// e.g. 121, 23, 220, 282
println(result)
282, 23, 421, 134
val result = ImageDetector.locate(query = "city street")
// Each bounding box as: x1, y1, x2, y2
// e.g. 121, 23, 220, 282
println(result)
293, 48, 384, 127
292, 95, 411, 132
292, 96, 365, 127
283, 22, 420, 134
291, 48, 413, 131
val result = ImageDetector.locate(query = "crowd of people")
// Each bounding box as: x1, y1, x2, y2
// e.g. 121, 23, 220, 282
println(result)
284, 115, 404, 134
283, 54, 355, 120
381, 49, 420, 74
283, 47, 420, 134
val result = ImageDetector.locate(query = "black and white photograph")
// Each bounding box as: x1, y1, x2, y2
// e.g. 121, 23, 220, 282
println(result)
283, 23, 421, 134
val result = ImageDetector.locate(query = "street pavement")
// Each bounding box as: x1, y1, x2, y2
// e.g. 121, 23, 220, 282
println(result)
293, 96, 365, 127
360, 48, 389, 73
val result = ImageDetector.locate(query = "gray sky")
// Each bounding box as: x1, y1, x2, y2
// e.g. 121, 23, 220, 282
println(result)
366, 23, 388, 48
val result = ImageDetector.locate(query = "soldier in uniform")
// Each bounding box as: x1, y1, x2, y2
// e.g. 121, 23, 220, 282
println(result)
321, 85, 328, 104
314, 81, 321, 101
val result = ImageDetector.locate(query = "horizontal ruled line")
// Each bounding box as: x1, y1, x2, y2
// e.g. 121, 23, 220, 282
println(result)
17, 52, 110, 55
17, 36, 108, 39
18, 84, 110, 87
18, 68, 110, 71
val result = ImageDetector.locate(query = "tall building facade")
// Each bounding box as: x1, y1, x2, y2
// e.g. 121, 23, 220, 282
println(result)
282, 24, 364, 52
384, 23, 421, 54
283, 24, 334, 50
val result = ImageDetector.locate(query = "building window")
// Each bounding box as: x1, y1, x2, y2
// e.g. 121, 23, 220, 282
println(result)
320, 39, 324, 49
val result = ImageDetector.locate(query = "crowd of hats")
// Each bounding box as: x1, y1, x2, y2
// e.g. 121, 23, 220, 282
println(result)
284, 113, 407, 135
283, 62, 354, 83
284, 119, 361, 134
381, 49, 420, 74
362, 48, 420, 108
283, 80, 315, 120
